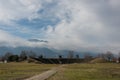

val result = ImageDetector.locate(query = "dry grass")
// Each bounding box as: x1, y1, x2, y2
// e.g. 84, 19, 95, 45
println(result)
48, 63, 120, 80
0, 62, 58, 80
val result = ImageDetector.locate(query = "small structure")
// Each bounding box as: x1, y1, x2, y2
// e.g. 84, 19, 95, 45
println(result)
0, 59, 7, 63
116, 57, 120, 63
4, 60, 7, 63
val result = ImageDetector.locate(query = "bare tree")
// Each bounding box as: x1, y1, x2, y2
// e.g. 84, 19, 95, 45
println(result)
118, 52, 120, 63
76, 54, 79, 59
19, 51, 27, 61
28, 50, 36, 58
97, 53, 106, 59
84, 53, 93, 62
4, 52, 13, 61
105, 51, 114, 61
68, 51, 74, 59
118, 52, 120, 58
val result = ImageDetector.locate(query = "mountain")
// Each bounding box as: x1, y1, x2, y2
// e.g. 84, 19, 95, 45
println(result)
0, 47, 97, 58
0, 47, 57, 58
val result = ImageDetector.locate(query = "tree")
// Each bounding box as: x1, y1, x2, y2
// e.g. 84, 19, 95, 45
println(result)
8, 55, 19, 62
68, 51, 74, 59
58, 55, 62, 59
118, 52, 120, 58
28, 50, 36, 58
105, 51, 114, 61
84, 53, 93, 62
19, 51, 27, 61
97, 53, 106, 59
118, 52, 120, 63
38, 54, 43, 59
4, 52, 13, 61
76, 54, 79, 59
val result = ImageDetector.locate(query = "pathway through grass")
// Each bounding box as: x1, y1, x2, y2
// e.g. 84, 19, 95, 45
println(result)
47, 63, 120, 80
0, 62, 58, 80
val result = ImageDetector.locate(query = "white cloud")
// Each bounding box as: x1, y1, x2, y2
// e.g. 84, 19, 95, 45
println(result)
0, 0, 120, 53
109, 0, 120, 8
0, 29, 47, 47
0, 0, 40, 23
43, 0, 120, 53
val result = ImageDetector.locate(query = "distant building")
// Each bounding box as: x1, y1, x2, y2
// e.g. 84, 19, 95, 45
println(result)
4, 60, 7, 63
0, 58, 7, 63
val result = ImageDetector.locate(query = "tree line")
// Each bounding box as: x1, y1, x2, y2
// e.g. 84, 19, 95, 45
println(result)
0, 50, 36, 62
0, 50, 120, 63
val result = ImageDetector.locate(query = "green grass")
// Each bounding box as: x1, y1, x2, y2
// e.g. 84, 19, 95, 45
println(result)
48, 63, 120, 80
0, 62, 58, 80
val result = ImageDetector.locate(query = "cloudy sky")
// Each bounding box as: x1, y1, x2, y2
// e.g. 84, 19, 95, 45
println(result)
0, 0, 120, 53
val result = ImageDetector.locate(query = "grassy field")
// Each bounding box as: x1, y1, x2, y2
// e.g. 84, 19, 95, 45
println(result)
48, 63, 120, 80
0, 62, 58, 80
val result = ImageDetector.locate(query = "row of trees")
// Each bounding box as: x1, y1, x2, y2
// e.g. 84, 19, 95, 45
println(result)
84, 51, 120, 62
66, 51, 120, 62
0, 50, 120, 63
0, 50, 36, 62
97, 51, 115, 61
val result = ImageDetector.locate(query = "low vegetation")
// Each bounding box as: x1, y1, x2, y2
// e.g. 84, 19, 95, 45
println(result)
0, 62, 58, 80
90, 58, 107, 63
48, 63, 120, 80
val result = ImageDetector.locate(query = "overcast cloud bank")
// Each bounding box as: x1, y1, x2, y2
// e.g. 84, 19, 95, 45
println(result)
0, 0, 120, 53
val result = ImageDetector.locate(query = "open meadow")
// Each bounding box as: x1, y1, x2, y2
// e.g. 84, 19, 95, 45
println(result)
0, 62, 58, 80
47, 63, 120, 80
0, 63, 120, 80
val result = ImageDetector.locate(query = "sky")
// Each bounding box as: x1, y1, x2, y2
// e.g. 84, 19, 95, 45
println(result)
0, 0, 120, 53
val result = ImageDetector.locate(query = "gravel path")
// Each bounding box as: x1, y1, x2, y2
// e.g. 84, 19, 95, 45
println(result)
24, 65, 64, 80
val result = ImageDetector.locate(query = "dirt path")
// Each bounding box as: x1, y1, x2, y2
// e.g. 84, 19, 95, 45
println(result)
24, 65, 64, 80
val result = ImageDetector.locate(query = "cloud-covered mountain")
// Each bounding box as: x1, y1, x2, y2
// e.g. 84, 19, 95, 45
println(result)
0, 47, 57, 58
0, 46, 95, 58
